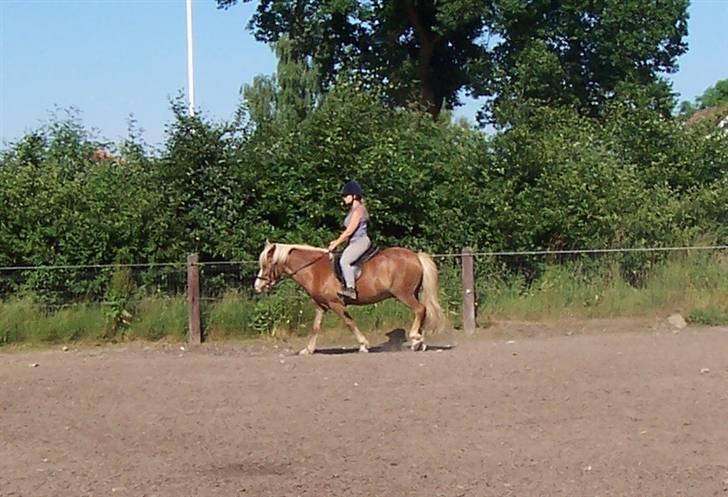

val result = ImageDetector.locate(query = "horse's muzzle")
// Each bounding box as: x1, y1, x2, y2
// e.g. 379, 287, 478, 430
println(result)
253, 276, 269, 293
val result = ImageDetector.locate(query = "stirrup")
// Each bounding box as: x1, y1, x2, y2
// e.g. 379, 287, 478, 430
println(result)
337, 287, 357, 300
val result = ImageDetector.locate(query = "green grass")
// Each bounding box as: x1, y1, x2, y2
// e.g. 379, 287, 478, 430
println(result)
688, 306, 728, 326
0, 296, 187, 346
0, 298, 107, 344
476, 252, 728, 323
128, 297, 187, 341
205, 291, 258, 338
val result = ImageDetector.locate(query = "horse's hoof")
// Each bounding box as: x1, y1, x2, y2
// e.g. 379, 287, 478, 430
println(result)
411, 340, 426, 352
298, 347, 314, 356
358, 345, 369, 353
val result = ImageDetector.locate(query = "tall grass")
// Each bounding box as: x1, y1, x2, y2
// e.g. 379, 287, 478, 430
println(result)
1, 252, 725, 347
0, 296, 186, 346
476, 252, 727, 322
128, 297, 187, 340
0, 299, 107, 344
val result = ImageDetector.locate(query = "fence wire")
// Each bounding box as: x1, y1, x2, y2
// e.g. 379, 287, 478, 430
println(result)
198, 261, 259, 301
1, 244, 725, 308
0, 264, 188, 307
1, 244, 724, 273
430, 244, 728, 259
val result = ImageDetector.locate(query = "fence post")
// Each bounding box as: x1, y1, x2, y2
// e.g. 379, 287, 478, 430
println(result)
187, 253, 202, 344
462, 247, 476, 336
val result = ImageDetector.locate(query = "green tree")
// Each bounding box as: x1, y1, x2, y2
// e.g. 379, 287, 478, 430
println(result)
219, 0, 687, 123
154, 99, 248, 260
679, 79, 728, 118
243, 36, 320, 125
486, 0, 688, 125
0, 113, 165, 301
2, 84, 727, 301
218, 0, 494, 118
698, 79, 728, 108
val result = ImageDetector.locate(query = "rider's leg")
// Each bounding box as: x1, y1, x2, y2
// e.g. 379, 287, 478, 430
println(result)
340, 236, 370, 297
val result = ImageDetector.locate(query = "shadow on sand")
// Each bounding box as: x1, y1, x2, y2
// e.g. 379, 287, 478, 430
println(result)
313, 328, 456, 355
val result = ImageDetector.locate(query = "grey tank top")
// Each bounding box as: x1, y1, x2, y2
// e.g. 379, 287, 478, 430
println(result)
344, 205, 369, 241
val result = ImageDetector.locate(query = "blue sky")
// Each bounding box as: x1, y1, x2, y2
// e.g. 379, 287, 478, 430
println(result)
1, 0, 726, 147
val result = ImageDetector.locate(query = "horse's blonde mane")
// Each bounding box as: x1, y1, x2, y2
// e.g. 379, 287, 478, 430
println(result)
259, 242, 327, 269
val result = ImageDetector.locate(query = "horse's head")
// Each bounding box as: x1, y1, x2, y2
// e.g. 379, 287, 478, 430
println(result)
255, 241, 329, 293
254, 241, 279, 293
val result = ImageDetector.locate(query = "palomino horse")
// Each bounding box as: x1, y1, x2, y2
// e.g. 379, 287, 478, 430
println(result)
254, 242, 445, 354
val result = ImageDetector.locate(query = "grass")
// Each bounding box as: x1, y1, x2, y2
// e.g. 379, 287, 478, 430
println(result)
0, 296, 187, 346
128, 297, 187, 341
0, 299, 107, 344
1, 252, 726, 347
476, 252, 728, 323
688, 306, 728, 326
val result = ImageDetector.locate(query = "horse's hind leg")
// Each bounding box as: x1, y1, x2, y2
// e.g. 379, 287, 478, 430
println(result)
299, 304, 325, 355
393, 292, 427, 351
330, 302, 370, 353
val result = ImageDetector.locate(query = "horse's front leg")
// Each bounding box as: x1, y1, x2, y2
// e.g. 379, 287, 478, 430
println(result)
331, 302, 370, 353
299, 304, 325, 355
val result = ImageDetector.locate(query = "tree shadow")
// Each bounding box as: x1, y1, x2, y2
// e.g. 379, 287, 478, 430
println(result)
314, 328, 456, 355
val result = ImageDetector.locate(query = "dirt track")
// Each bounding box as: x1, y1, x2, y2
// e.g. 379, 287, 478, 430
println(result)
2, 322, 728, 497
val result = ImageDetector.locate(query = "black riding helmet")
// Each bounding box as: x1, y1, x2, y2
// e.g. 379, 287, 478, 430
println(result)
341, 180, 363, 198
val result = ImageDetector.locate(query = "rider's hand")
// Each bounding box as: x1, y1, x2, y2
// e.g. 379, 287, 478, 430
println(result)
327, 240, 338, 252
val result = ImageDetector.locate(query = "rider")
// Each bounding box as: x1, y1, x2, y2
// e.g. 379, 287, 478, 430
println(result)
327, 180, 370, 300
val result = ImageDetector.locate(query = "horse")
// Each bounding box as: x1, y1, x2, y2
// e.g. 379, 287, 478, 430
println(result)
254, 241, 446, 354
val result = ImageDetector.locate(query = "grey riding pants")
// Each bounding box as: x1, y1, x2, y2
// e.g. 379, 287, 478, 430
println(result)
340, 236, 371, 288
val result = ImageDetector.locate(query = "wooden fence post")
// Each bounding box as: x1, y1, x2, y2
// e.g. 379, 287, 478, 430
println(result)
187, 253, 202, 344
462, 247, 476, 336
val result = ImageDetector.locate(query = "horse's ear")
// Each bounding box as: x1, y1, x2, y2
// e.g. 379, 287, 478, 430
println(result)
266, 243, 276, 260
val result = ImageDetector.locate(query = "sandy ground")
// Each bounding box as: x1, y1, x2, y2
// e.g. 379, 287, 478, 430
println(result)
2, 320, 728, 497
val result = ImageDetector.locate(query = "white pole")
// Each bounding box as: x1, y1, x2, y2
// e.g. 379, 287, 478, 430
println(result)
185, 0, 196, 116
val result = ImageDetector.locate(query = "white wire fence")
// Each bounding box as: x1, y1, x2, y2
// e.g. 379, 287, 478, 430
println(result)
430, 244, 728, 259
5, 243, 719, 272
1, 244, 724, 304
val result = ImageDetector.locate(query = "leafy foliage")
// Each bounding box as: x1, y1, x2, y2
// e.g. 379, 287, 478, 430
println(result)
1, 83, 725, 303
218, 0, 495, 117
487, 0, 688, 124
679, 79, 728, 117
218, 0, 688, 123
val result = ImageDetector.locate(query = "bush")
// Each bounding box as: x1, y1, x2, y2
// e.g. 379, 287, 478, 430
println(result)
1, 86, 726, 325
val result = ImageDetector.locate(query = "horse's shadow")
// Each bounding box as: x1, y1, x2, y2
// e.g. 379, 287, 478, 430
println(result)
314, 328, 455, 355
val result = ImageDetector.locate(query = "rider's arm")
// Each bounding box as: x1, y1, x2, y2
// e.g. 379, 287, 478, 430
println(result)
329, 207, 363, 251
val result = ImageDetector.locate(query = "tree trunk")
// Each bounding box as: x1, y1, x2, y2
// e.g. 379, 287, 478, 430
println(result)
404, 0, 443, 118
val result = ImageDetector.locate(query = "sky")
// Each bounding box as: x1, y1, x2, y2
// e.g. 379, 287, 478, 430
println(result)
1, 0, 727, 148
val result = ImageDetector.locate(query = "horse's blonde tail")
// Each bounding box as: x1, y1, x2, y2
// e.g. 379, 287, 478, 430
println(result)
417, 252, 446, 335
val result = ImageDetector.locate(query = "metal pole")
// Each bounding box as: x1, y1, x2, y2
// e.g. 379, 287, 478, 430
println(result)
185, 0, 196, 116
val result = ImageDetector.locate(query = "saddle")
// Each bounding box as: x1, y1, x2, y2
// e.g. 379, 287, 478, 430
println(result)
332, 244, 380, 286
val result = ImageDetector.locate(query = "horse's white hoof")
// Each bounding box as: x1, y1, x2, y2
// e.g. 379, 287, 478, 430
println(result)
358, 345, 369, 353
298, 347, 313, 356
411, 340, 426, 352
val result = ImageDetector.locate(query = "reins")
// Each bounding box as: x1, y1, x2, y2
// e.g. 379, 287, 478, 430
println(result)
257, 249, 330, 287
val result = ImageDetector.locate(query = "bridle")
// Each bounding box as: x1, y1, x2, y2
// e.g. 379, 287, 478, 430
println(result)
256, 250, 330, 289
